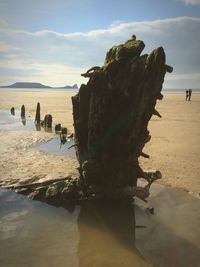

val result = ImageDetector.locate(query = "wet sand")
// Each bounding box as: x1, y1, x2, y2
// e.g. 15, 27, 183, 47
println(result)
0, 183, 200, 267
0, 91, 79, 186
0, 90, 199, 197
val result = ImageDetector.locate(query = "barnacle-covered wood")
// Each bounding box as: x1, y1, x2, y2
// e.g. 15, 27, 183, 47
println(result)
72, 37, 172, 192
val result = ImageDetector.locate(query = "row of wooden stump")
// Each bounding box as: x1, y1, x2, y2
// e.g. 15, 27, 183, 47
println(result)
10, 103, 72, 136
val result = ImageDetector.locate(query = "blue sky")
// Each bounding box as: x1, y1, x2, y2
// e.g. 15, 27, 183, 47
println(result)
0, 0, 200, 88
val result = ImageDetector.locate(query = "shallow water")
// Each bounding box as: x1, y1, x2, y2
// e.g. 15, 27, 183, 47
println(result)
0, 189, 79, 267
0, 110, 54, 132
0, 184, 200, 267
0, 110, 36, 131
135, 184, 200, 267
0, 110, 76, 156
36, 138, 76, 157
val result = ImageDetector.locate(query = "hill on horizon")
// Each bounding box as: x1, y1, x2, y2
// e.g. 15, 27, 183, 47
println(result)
0, 82, 78, 89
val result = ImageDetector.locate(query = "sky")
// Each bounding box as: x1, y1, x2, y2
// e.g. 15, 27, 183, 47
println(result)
0, 0, 200, 88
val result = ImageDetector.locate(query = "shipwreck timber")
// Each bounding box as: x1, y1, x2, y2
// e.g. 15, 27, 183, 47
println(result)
72, 36, 172, 201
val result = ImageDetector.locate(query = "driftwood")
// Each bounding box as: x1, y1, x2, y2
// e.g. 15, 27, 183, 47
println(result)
3, 36, 172, 204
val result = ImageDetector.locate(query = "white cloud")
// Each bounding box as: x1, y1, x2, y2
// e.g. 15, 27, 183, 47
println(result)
0, 16, 200, 88
0, 58, 86, 87
110, 20, 125, 28
182, 0, 200, 5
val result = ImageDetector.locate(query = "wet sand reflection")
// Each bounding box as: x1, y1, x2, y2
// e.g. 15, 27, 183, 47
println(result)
1, 186, 200, 267
77, 199, 151, 267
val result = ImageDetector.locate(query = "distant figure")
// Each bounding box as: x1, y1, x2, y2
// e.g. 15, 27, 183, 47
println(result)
188, 89, 192, 101
186, 90, 189, 101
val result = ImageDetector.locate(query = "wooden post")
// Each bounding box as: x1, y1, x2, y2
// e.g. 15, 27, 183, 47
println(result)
21, 105, 25, 118
10, 107, 15, 115
44, 114, 52, 128
55, 123, 61, 132
35, 102, 40, 124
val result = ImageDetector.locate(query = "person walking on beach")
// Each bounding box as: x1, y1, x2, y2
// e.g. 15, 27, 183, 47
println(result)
188, 89, 192, 101
186, 90, 189, 101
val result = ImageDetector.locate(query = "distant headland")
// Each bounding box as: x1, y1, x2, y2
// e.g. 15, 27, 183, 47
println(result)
0, 82, 79, 89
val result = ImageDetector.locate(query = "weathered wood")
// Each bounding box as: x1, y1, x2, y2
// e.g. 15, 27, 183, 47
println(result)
2, 177, 72, 190
55, 123, 61, 132
10, 107, 15, 115
71, 37, 172, 199
140, 152, 150, 158
43, 114, 52, 128
165, 64, 173, 73
35, 102, 40, 124
21, 105, 25, 118
67, 133, 74, 139
67, 143, 77, 150
153, 109, 162, 118
81, 66, 101, 77
61, 127, 68, 134
60, 133, 67, 144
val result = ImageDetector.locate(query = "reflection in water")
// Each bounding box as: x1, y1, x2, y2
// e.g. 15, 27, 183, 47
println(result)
0, 189, 79, 267
135, 185, 200, 267
77, 199, 151, 267
0, 111, 74, 155
60, 133, 67, 145
35, 120, 53, 133
35, 123, 41, 131
0, 111, 34, 131
44, 127, 53, 133
1, 186, 200, 267
0, 110, 55, 133
0, 189, 150, 267
21, 117, 26, 126
36, 138, 76, 157
10, 107, 15, 116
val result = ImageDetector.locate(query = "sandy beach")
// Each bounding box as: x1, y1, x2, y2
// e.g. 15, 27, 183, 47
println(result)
0, 90, 200, 197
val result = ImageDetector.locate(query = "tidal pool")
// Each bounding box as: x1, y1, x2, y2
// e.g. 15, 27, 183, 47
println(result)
0, 110, 36, 131
36, 138, 76, 157
0, 184, 200, 267
0, 110, 75, 156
